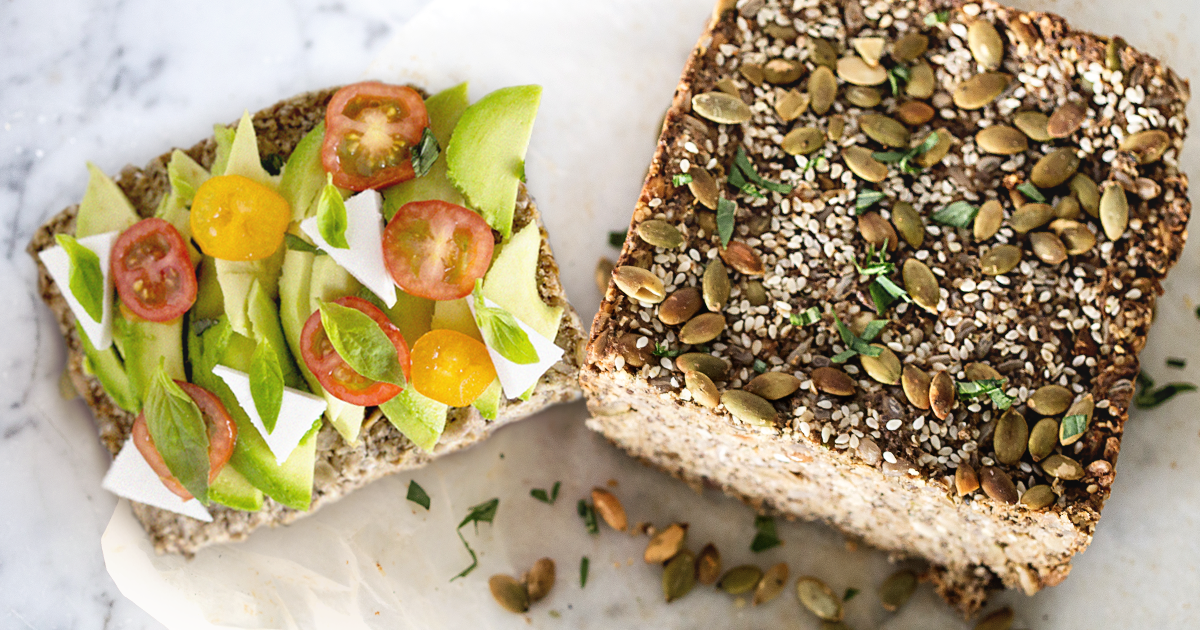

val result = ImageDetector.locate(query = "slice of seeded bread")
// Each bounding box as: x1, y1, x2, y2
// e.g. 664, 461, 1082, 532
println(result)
28, 87, 586, 556
582, 0, 1189, 617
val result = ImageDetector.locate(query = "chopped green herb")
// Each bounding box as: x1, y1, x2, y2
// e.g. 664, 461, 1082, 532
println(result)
451, 498, 500, 580
753, 359, 768, 374
1134, 371, 1197, 409
790, 306, 821, 327
956, 379, 1013, 409
870, 276, 912, 314
872, 132, 939, 174
804, 154, 827, 174
727, 165, 765, 199
260, 153, 286, 176
1195, 305, 1200, 320
924, 10, 950, 25
931, 201, 979, 228
406, 480, 431, 510
855, 244, 895, 276
577, 499, 599, 535
887, 64, 911, 96
750, 515, 782, 552
733, 146, 793, 195
832, 316, 885, 363
652, 343, 681, 359
716, 197, 737, 247
580, 556, 590, 588
672, 172, 694, 187
843, 587, 861, 602
1167, 357, 1187, 369
1016, 182, 1046, 203
284, 232, 321, 255
608, 230, 627, 248
531, 481, 562, 504
856, 189, 886, 213
410, 127, 440, 179
1060, 414, 1089, 443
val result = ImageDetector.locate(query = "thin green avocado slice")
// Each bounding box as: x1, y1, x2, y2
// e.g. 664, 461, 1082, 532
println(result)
247, 278, 305, 390
357, 286, 434, 352
75, 321, 139, 413
208, 462, 263, 512
482, 221, 563, 341
472, 379, 502, 421
114, 313, 185, 401
279, 122, 327, 223
382, 83, 469, 219
430, 298, 483, 342
76, 163, 139, 239
223, 111, 273, 187
215, 250, 284, 338
446, 85, 541, 238
379, 387, 447, 453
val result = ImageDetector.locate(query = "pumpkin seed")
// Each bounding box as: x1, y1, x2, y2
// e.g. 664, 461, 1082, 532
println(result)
595, 257, 614, 293
680, 313, 726, 345
1100, 183, 1129, 241
896, 100, 936, 126
1020, 485, 1056, 510
685, 370, 720, 408
1106, 36, 1125, 72
1054, 196, 1082, 220
891, 202, 925, 248
1028, 418, 1059, 462
782, 127, 825, 155
722, 390, 779, 427
775, 89, 810, 121
953, 72, 1011, 110
860, 345, 902, 385
676, 353, 730, 380
861, 114, 911, 148
994, 408, 1029, 465
965, 362, 1002, 382
851, 37, 886, 67
591, 488, 628, 531
956, 463, 981, 495
489, 574, 530, 613
739, 63, 765, 87
687, 165, 719, 209
858, 211, 899, 252
902, 258, 939, 312
692, 92, 753, 125
718, 565, 762, 595
764, 58, 803, 84
696, 543, 722, 585
1048, 100, 1087, 138
916, 129, 952, 168
828, 115, 846, 141
979, 466, 1019, 504
613, 266, 666, 303
902, 365, 932, 409
1042, 454, 1084, 480
976, 126, 1028, 155
1030, 148, 1080, 188
1010, 202, 1053, 233
1013, 111, 1052, 142
980, 244, 1022, 275
796, 577, 843, 621
809, 66, 838, 115
967, 20, 1005, 69
753, 562, 789, 605
645, 523, 688, 563
663, 549, 697, 603
525, 558, 556, 602
1119, 129, 1171, 164
845, 85, 882, 108
696, 210, 717, 234
837, 55, 888, 86
616, 333, 652, 368
702, 258, 730, 311
879, 570, 918, 611
976, 607, 1015, 630
1060, 394, 1095, 446
660, 287, 702, 325
892, 32, 929, 63
637, 219, 684, 249
930, 371, 955, 419
1069, 173, 1101, 217
1029, 384, 1072, 415
843, 146, 888, 182
1030, 232, 1067, 265
974, 200, 1004, 241
720, 240, 766, 275
905, 61, 936, 99
746, 371, 802, 400
744, 280, 768, 306
812, 366, 856, 396
764, 23, 798, 42
713, 75, 738, 96
809, 38, 838, 69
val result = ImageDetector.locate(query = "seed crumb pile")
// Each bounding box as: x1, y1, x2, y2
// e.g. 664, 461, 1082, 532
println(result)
583, 0, 1189, 615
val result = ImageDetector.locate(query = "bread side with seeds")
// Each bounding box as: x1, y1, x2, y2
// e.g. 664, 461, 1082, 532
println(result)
28, 88, 587, 556
582, 0, 1189, 616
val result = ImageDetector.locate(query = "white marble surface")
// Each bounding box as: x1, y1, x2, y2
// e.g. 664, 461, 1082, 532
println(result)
2, 0, 1200, 628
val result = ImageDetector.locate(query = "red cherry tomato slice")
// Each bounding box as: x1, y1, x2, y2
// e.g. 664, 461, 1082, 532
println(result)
382, 200, 496, 301
299, 296, 411, 406
111, 218, 198, 322
321, 82, 430, 191
132, 381, 238, 501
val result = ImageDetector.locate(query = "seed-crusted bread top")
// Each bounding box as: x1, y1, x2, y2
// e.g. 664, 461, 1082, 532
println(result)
587, 0, 1190, 529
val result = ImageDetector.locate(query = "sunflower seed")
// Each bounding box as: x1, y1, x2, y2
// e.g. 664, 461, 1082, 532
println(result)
592, 488, 627, 531
687, 165, 719, 209
967, 20, 1004, 69
1028, 418, 1059, 462
891, 202, 925, 248
746, 372, 802, 400
645, 523, 688, 563
843, 146, 888, 182
837, 55, 888, 86
722, 390, 778, 427
525, 558, 556, 602
692, 90, 753, 125
680, 313, 726, 345
845, 85, 883, 108
812, 366, 856, 396
1119, 129, 1171, 164
1135, 177, 1162, 200
616, 332, 652, 367
718, 565, 763, 595
1029, 384, 1073, 415
1069, 173, 1101, 217
1020, 485, 1056, 510
764, 58, 803, 84
613, 266, 666, 303
953, 72, 1011, 110
1042, 454, 1084, 480
595, 257, 614, 293
809, 66, 838, 115
696, 543, 722, 585
1048, 100, 1087, 138
1013, 111, 1052, 142
980, 244, 1022, 275
1100, 183, 1129, 241
879, 570, 918, 611
902, 258, 939, 313
956, 463, 981, 495
775, 89, 810, 121
858, 211, 899, 252
739, 63, 765, 87
809, 38, 839, 69
1030, 232, 1067, 265
976, 126, 1028, 155
489, 574, 530, 613
905, 61, 936, 99
860, 114, 911, 148
915, 129, 952, 168
1060, 394, 1094, 445
782, 127, 826, 155
902, 365, 932, 409
979, 466, 1019, 504
972, 199, 1004, 242
994, 408, 1029, 465
1030, 148, 1080, 188
753, 562, 789, 605
637, 219, 684, 249
1010, 202, 1053, 233
660, 287, 702, 326
720, 240, 765, 276
976, 607, 1015, 630
896, 100, 936, 126
965, 362, 1002, 382
676, 353, 730, 380
930, 371, 955, 419
1054, 196, 1082, 220
663, 549, 697, 603
702, 258, 730, 311
796, 577, 844, 621
892, 32, 929, 63
860, 345, 902, 385
851, 37, 886, 67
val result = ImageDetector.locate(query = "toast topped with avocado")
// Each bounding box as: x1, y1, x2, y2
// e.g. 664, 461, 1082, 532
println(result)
29, 84, 585, 555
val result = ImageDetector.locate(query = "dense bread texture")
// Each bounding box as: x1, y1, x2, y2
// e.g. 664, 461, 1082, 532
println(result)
29, 88, 586, 555
582, 0, 1189, 616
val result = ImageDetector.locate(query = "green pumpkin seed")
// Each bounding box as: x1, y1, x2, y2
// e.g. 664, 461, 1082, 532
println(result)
980, 244, 1022, 275
1030, 232, 1067, 265
676, 353, 730, 380
744, 280, 768, 306
1030, 148, 1080, 188
722, 390, 778, 427
613, 266, 666, 303
715, 76, 739, 96
692, 92, 753, 125
663, 549, 697, 603
851, 37, 886, 67
782, 127, 825, 155
746, 372, 802, 400
860, 114, 911, 148
858, 211, 898, 252
828, 115, 846, 141
902, 365, 932, 409
812, 366, 856, 396
753, 562, 789, 605
739, 63, 765, 87
687, 165, 719, 209
1028, 417, 1059, 462
903, 258, 939, 313
953, 72, 1011, 110
1060, 394, 1095, 446
843, 146, 888, 183
976, 126, 1029, 155
916, 129, 952, 168
702, 258, 730, 311
637, 219, 684, 249
892, 32, 929, 63
775, 89, 810, 122
1106, 36, 1125, 71
1042, 454, 1084, 480
809, 66, 838, 115
860, 345, 902, 385
956, 463, 980, 495
1119, 129, 1171, 164
967, 20, 1005, 69
965, 362, 1003, 382
644, 523, 687, 563
845, 85, 882, 108
976, 607, 1015, 630
994, 408, 1029, 465
764, 23, 798, 42
718, 565, 763, 595
659, 287, 702, 326
764, 58, 803, 84
720, 240, 765, 275
680, 313, 726, 345
696, 543, 721, 585
930, 371, 955, 420
905, 61, 936, 99
891, 202, 925, 248
974, 200, 1004, 241
837, 56, 888, 86
1010, 202, 1054, 233
1100, 183, 1129, 241
525, 557, 556, 602
796, 577, 843, 621
979, 466, 1019, 504
809, 38, 838, 69
685, 370, 720, 408
879, 570, 918, 612
1069, 173, 1101, 217
1054, 196, 1082, 220
1013, 111, 1052, 142
1047, 101, 1087, 138
489, 574, 530, 613
1020, 485, 1056, 510
1029, 384, 1072, 415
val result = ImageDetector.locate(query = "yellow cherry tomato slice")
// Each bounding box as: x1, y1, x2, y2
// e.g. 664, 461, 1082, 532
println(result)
411, 329, 497, 407
190, 174, 290, 261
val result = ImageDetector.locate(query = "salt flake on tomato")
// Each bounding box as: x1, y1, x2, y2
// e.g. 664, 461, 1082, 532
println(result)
102, 438, 213, 522
300, 190, 397, 307
38, 230, 118, 349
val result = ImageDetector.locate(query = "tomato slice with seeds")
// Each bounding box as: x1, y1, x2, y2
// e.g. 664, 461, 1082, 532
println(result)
132, 381, 237, 501
410, 329, 497, 407
299, 296, 411, 406
111, 218, 198, 322
321, 82, 430, 191
382, 200, 495, 301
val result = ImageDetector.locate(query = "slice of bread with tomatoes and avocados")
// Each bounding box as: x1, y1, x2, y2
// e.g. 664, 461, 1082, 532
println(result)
28, 84, 586, 556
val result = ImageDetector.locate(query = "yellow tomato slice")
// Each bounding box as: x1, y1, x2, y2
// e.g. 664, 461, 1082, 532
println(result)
190, 175, 290, 261
411, 329, 497, 407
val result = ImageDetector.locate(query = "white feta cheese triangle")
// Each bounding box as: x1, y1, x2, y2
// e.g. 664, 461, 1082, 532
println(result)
213, 365, 327, 464
38, 230, 118, 349
101, 438, 213, 522
299, 190, 397, 307
468, 297, 564, 399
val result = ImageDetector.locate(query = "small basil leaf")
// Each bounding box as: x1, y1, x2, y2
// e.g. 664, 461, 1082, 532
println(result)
672, 173, 693, 186
734, 146, 792, 194
750, 515, 781, 552
316, 175, 350, 249
931, 201, 979, 228
318, 301, 406, 388
856, 189, 886, 213
411, 127, 440, 178
861, 318, 889, 342
789, 306, 821, 327
143, 362, 210, 503
249, 337, 284, 433
55, 234, 105, 323
716, 197, 737, 247
406, 480, 431, 510
473, 281, 538, 365
608, 230, 627, 248
1017, 182, 1046, 203
284, 233, 320, 254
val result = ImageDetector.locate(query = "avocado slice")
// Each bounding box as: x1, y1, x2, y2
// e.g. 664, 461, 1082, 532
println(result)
482, 221, 563, 341
246, 278, 305, 390
210, 124, 236, 177
223, 111, 273, 187
113, 313, 186, 400
358, 286, 434, 351
75, 321, 139, 413
280, 122, 327, 223
379, 387, 447, 453
430, 298, 484, 342
215, 251, 284, 337
382, 83, 469, 219
155, 150, 208, 265
207, 461, 263, 512
472, 379, 502, 421
75, 162, 140, 239
446, 85, 541, 238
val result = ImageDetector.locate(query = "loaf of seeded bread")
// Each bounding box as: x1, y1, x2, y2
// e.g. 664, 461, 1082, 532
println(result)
583, 0, 1189, 616
29, 88, 587, 556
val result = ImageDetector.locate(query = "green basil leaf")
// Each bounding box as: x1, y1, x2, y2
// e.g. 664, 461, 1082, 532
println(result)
1167, 357, 1187, 369
861, 318, 889, 342
872, 276, 911, 305
830, 349, 857, 364
956, 378, 1013, 409
753, 359, 768, 373
872, 151, 907, 164
750, 515, 781, 552
284, 233, 320, 255
406, 480, 431, 510
672, 173, 693, 186
143, 362, 210, 503
316, 175, 350, 249
608, 230, 627, 248
55, 234, 105, 323
856, 189, 886, 213
843, 588, 861, 602
728, 166, 765, 199
580, 556, 590, 588
577, 499, 599, 534
790, 306, 821, 327
411, 127, 440, 178
318, 301, 407, 387
924, 10, 949, 25
734, 146, 792, 194
931, 201, 979, 228
717, 197, 737, 247
473, 281, 539, 365
834, 315, 884, 358
1017, 182, 1046, 203
869, 281, 896, 314
249, 337, 284, 433
916, 132, 941, 155
1135, 381, 1197, 409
